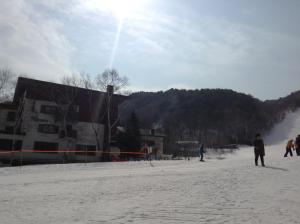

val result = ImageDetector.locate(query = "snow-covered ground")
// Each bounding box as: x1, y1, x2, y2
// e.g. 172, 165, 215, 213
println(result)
1, 111, 300, 224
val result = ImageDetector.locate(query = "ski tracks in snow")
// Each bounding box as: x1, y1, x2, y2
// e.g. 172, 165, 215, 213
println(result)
1, 143, 300, 223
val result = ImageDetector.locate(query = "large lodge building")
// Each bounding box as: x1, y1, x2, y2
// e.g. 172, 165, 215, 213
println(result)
0, 77, 125, 164
0, 77, 166, 165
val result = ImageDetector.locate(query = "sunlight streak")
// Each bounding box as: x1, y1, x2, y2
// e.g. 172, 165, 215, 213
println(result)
109, 19, 123, 68
86, 0, 145, 20
84, 0, 147, 68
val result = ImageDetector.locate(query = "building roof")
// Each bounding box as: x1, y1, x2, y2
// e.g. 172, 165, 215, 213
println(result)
13, 77, 127, 123
0, 102, 18, 110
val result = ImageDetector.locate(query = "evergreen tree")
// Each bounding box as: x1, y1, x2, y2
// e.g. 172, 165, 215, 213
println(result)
118, 112, 141, 153
126, 112, 141, 151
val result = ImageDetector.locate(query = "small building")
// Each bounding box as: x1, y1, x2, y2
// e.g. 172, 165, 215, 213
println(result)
175, 140, 200, 158
114, 127, 166, 160
0, 77, 126, 165
140, 129, 165, 159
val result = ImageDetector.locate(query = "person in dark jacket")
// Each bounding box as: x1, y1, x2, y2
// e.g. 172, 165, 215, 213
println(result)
295, 135, 300, 156
284, 139, 294, 157
199, 144, 205, 162
253, 133, 265, 166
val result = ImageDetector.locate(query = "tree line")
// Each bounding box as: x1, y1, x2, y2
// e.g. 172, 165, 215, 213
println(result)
120, 88, 300, 154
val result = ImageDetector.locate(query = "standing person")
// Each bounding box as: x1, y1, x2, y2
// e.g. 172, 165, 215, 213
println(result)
284, 139, 294, 157
142, 144, 149, 161
295, 135, 300, 156
253, 133, 265, 167
199, 144, 205, 162
148, 146, 153, 161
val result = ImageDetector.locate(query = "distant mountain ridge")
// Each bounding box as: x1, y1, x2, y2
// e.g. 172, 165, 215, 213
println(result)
120, 88, 300, 153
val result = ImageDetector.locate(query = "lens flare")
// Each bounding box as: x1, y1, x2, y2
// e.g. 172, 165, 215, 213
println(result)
85, 0, 146, 67
88, 0, 144, 20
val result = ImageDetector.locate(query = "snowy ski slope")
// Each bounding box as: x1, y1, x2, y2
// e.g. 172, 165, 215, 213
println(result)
0, 110, 300, 223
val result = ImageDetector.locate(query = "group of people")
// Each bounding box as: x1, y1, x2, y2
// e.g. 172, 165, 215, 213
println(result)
198, 133, 300, 166
253, 133, 300, 167
284, 135, 300, 157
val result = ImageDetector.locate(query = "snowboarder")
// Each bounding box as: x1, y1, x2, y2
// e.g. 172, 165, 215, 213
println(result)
199, 144, 205, 162
295, 135, 300, 156
284, 139, 294, 157
253, 133, 265, 166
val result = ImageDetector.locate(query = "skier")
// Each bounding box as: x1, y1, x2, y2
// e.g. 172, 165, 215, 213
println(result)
199, 143, 205, 162
253, 133, 265, 167
284, 139, 294, 157
295, 135, 300, 156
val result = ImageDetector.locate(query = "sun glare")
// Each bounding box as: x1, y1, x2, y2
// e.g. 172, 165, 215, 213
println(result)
89, 0, 145, 20
85, 0, 147, 68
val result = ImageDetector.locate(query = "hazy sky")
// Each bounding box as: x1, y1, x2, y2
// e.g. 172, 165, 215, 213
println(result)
1, 0, 300, 100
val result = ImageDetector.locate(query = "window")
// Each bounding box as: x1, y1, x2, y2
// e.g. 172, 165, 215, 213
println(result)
59, 130, 66, 138
40, 105, 57, 114
7, 111, 16, 122
31, 101, 36, 112
38, 124, 59, 134
66, 125, 77, 138
58, 126, 77, 138
72, 130, 77, 138
66, 125, 72, 132
70, 105, 79, 113
67, 108, 79, 122
34, 141, 58, 153
5, 126, 14, 134
75, 145, 96, 156
0, 139, 13, 151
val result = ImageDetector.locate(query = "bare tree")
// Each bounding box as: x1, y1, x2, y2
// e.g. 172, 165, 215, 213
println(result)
53, 76, 81, 157
62, 69, 129, 161
79, 71, 94, 89
95, 69, 129, 160
95, 69, 129, 94
62, 69, 129, 93
61, 73, 84, 88
0, 68, 16, 102
62, 73, 106, 153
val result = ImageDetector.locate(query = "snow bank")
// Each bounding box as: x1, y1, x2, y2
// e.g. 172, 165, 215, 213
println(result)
265, 109, 300, 145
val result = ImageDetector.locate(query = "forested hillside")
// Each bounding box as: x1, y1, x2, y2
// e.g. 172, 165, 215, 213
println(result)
120, 89, 300, 153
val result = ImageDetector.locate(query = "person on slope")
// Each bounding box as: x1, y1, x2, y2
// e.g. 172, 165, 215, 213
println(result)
284, 139, 294, 157
295, 135, 300, 156
253, 133, 265, 167
142, 144, 149, 161
199, 143, 206, 162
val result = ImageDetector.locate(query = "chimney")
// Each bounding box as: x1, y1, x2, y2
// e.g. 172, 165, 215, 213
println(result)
107, 85, 114, 96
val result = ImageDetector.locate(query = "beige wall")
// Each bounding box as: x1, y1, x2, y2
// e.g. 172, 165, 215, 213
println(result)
0, 98, 105, 153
